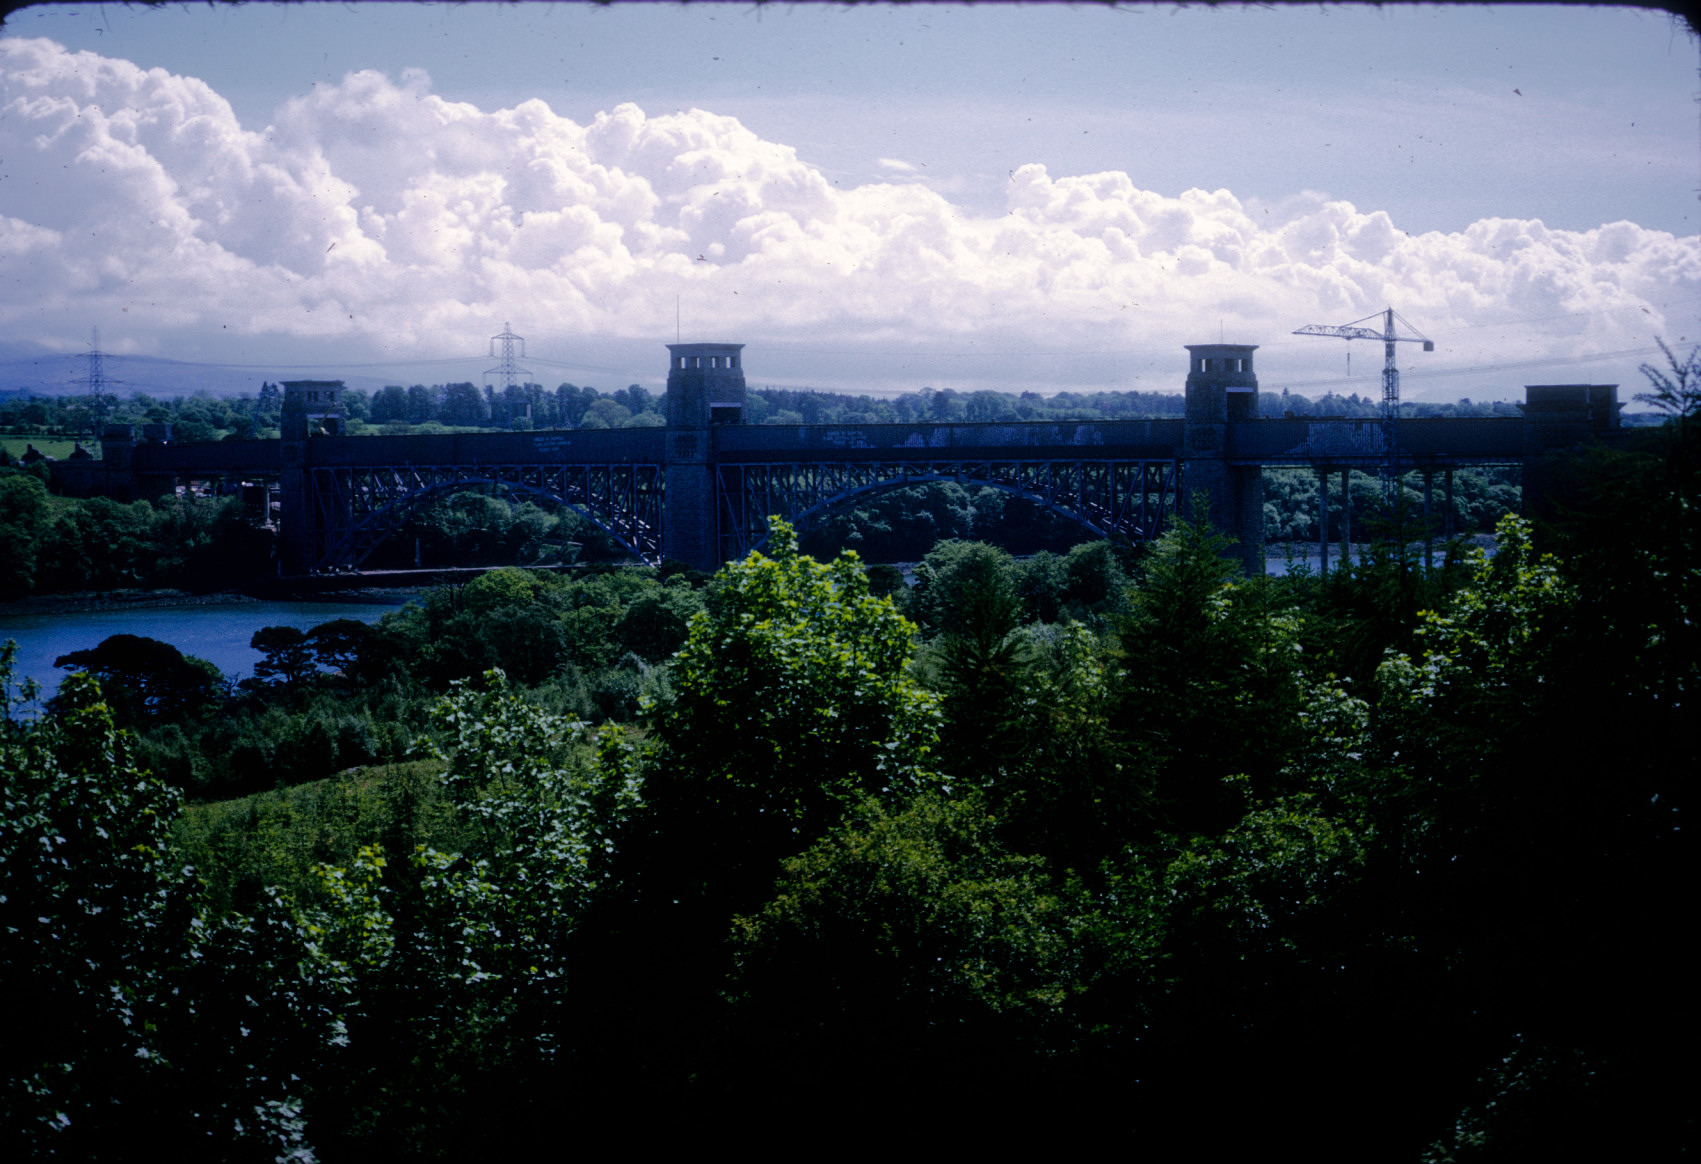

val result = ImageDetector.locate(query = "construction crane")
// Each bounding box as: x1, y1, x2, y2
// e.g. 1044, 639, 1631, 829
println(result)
1293, 306, 1433, 494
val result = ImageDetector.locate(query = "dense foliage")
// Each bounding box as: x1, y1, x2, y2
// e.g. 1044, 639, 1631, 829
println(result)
2, 360, 1692, 1156
0, 479, 274, 598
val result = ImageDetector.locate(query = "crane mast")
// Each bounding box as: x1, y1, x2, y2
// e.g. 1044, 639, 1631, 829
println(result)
1293, 307, 1434, 495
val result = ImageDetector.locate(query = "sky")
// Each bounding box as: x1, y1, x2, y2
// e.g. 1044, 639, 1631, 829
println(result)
0, 1, 1697, 402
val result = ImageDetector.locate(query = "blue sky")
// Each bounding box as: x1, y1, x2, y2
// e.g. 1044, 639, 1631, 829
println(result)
1, 2, 1696, 400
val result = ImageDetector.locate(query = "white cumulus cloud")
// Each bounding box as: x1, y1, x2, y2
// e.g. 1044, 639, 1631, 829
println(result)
1, 38, 1694, 394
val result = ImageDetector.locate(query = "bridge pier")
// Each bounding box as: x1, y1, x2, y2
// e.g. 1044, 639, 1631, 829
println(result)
662, 343, 747, 571
278, 380, 347, 576
1422, 469, 1433, 573
1182, 344, 1265, 575
1519, 383, 1623, 526
1318, 468, 1330, 576
1340, 467, 1352, 569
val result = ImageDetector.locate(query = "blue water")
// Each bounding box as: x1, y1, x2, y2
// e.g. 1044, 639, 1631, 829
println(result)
0, 597, 415, 697
1264, 543, 1482, 577
1264, 547, 1359, 577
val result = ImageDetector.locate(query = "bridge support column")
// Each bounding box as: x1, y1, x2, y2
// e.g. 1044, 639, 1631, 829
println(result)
1318, 467, 1330, 576
662, 342, 747, 571
1445, 468, 1455, 541
662, 449, 716, 571
1340, 467, 1352, 572
278, 440, 313, 576
1422, 470, 1434, 574
1520, 383, 1623, 528
1183, 342, 1263, 575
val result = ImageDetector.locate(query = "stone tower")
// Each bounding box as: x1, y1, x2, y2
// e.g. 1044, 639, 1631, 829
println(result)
662, 343, 746, 568
1519, 382, 1621, 526
278, 380, 347, 575
1181, 344, 1264, 574
281, 381, 347, 440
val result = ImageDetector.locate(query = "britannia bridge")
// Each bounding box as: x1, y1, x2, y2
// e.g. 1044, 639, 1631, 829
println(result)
55, 341, 1626, 577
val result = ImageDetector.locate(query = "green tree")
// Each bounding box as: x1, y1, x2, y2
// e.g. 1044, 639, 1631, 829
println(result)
1, 651, 195, 1155
728, 793, 1098, 1107
1059, 538, 1130, 622
38, 495, 155, 590
410, 671, 640, 998
307, 618, 375, 679
439, 382, 488, 426
1361, 514, 1693, 1157
567, 521, 945, 1117
924, 541, 1035, 789
615, 591, 694, 662
991, 622, 1143, 864
907, 538, 1020, 638
650, 517, 941, 861
370, 385, 410, 424
305, 673, 639, 1154
52, 634, 224, 728
577, 397, 631, 429
0, 473, 51, 597
250, 625, 317, 690
1633, 336, 1701, 428
1119, 501, 1306, 833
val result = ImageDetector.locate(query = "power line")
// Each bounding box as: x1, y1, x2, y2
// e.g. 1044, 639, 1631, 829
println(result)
1272, 344, 1667, 392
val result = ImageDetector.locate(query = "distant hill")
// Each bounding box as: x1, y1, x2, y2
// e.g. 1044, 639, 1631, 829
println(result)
0, 343, 397, 398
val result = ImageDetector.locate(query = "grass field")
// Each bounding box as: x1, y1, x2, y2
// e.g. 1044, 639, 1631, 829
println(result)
1, 436, 85, 460
174, 759, 458, 913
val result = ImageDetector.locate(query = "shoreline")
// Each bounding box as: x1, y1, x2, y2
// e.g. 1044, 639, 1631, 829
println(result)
4, 533, 1501, 616
1, 586, 425, 619
1264, 532, 1497, 568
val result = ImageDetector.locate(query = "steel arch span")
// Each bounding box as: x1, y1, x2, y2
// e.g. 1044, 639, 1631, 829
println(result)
306, 462, 663, 571
714, 458, 1179, 564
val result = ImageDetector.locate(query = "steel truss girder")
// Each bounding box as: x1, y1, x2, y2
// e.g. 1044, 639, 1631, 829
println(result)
306, 462, 663, 571
713, 458, 1178, 562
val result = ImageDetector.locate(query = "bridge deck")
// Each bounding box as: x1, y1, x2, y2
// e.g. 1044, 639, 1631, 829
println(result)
713, 419, 1185, 462
121, 415, 1526, 476
1228, 417, 1525, 467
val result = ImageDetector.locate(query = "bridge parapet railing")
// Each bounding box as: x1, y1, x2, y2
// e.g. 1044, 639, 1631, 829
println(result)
298, 427, 666, 467
130, 440, 283, 474
713, 418, 1185, 461
1226, 417, 1526, 466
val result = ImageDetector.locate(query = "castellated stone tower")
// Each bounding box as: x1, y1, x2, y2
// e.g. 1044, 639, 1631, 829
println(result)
662, 343, 746, 568
281, 380, 347, 440
277, 380, 347, 575
664, 343, 746, 428
1182, 344, 1264, 574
